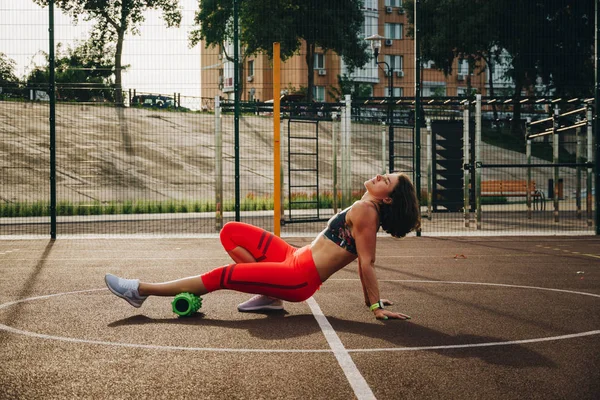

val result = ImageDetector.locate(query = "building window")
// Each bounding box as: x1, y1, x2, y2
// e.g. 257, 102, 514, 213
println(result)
458, 59, 469, 76
385, 0, 402, 7
385, 87, 403, 97
248, 60, 254, 77
314, 54, 325, 70
313, 86, 325, 102
385, 23, 403, 40
363, 0, 377, 10
362, 15, 378, 40
385, 55, 403, 72
422, 84, 446, 97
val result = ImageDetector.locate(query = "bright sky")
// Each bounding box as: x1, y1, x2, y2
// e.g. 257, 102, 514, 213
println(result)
0, 0, 201, 105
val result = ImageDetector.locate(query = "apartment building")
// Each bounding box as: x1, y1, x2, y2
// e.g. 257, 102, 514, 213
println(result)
199, 0, 488, 103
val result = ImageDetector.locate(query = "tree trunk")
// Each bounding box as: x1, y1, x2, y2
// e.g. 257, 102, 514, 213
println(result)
114, 3, 128, 107
511, 78, 524, 136
483, 55, 499, 132
509, 54, 526, 137
114, 29, 124, 106
305, 42, 315, 102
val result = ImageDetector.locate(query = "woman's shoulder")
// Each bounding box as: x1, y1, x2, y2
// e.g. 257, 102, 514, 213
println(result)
348, 200, 379, 225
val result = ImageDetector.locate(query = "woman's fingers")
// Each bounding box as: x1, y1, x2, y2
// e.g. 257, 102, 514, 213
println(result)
380, 310, 411, 320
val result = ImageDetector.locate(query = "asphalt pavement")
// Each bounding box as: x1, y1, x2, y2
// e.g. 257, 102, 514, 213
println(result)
1, 235, 599, 399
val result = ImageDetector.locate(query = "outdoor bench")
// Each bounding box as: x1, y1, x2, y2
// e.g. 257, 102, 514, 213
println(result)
480, 180, 545, 210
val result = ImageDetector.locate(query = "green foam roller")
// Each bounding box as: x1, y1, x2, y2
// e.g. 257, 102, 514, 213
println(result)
172, 292, 202, 317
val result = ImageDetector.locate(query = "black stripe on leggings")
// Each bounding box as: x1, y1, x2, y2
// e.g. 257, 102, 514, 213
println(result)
262, 234, 274, 255
257, 231, 267, 250
219, 266, 229, 289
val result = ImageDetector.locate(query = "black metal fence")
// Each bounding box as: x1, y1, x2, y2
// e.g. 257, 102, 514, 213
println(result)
0, 95, 595, 237
0, 0, 597, 237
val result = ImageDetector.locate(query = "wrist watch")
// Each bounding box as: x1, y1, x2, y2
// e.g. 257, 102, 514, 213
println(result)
369, 300, 384, 311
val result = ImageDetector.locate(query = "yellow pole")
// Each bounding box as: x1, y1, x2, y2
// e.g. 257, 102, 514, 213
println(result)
273, 43, 281, 236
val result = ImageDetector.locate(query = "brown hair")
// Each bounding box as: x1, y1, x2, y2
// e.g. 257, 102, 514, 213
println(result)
379, 173, 421, 238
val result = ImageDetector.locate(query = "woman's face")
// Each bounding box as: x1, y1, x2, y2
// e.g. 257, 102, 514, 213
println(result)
364, 173, 400, 202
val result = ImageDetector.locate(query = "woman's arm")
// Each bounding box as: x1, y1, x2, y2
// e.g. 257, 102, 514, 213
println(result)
358, 260, 393, 307
357, 259, 371, 307
350, 202, 410, 321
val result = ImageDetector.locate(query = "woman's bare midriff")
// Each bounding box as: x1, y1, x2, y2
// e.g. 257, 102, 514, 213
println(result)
310, 233, 358, 282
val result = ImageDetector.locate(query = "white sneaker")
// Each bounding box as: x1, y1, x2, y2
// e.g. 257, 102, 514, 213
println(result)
237, 295, 284, 312
104, 273, 148, 308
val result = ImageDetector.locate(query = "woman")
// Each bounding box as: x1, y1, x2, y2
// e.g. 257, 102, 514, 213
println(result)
105, 173, 421, 320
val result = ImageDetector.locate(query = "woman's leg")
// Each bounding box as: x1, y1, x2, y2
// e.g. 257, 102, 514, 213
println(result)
137, 260, 305, 300
112, 224, 298, 303
219, 222, 293, 264
138, 275, 207, 297
106, 248, 320, 307
219, 221, 295, 307
201, 247, 321, 302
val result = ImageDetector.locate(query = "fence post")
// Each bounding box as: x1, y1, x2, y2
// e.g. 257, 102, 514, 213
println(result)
332, 112, 338, 214
233, 0, 240, 222
475, 94, 482, 230
576, 112, 583, 219
273, 42, 281, 236
341, 95, 352, 208
587, 105, 593, 226
526, 117, 532, 219
280, 120, 285, 223
553, 107, 560, 223
215, 96, 223, 231
340, 104, 346, 208
426, 118, 432, 220
381, 122, 387, 175
49, 0, 57, 239
463, 105, 470, 227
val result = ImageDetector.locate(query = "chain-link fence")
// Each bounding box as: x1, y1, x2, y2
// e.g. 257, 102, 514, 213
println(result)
0, 0, 597, 237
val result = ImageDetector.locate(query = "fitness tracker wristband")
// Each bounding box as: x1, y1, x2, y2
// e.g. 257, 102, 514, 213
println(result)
369, 300, 384, 311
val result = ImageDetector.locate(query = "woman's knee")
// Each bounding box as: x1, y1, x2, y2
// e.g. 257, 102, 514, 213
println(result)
219, 221, 244, 251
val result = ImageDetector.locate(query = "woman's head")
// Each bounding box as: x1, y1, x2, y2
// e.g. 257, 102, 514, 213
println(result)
376, 173, 421, 238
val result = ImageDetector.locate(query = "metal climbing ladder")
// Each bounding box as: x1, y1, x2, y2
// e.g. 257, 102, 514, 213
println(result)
389, 124, 415, 179
286, 119, 326, 223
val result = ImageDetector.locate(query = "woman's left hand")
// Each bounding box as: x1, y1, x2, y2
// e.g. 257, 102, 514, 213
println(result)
374, 308, 411, 320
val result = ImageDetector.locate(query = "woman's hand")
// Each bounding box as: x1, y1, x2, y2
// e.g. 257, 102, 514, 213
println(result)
373, 308, 411, 320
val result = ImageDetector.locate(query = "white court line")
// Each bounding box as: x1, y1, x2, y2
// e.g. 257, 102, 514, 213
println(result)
306, 297, 376, 400
0, 282, 599, 355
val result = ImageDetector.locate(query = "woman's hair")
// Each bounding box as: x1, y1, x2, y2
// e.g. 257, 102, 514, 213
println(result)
379, 173, 421, 238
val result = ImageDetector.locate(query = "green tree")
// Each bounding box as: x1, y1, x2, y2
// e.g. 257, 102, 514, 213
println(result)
0, 52, 18, 82
190, 0, 369, 102
33, 0, 182, 106
24, 40, 116, 101
0, 52, 19, 95
327, 73, 372, 102
406, 0, 594, 135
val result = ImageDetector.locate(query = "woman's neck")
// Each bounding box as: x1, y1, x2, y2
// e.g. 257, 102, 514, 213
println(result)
361, 192, 380, 203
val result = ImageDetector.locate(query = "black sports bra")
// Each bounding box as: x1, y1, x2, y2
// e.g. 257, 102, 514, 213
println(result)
322, 207, 357, 255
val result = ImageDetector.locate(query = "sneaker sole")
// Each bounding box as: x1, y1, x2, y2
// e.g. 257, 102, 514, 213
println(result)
105, 276, 143, 308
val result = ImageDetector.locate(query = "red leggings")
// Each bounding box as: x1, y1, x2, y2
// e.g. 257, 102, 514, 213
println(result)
201, 222, 322, 302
